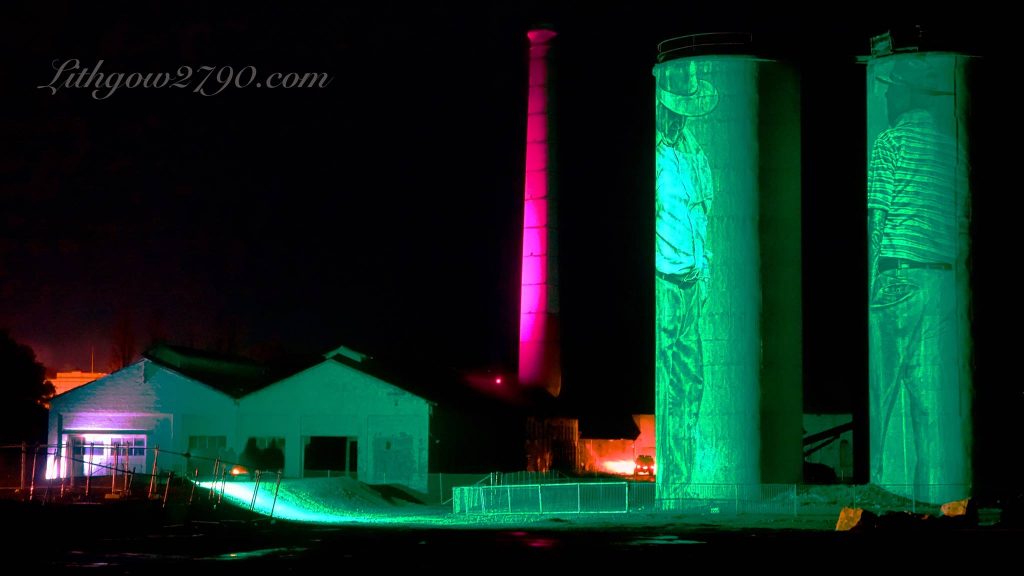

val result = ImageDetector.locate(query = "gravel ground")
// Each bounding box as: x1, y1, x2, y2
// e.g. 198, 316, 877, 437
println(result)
1, 478, 1017, 569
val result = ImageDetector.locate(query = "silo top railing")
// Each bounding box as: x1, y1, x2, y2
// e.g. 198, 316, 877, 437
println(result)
657, 32, 754, 62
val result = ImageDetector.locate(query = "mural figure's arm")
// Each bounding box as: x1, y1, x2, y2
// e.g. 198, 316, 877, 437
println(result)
867, 133, 897, 296
868, 208, 887, 294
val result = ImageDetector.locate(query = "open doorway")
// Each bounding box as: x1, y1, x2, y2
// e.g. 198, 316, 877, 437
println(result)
303, 436, 357, 479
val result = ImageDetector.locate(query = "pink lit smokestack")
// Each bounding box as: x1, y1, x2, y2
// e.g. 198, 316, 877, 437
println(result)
519, 27, 560, 396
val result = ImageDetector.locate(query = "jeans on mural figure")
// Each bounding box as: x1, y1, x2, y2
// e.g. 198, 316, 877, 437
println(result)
656, 274, 705, 502
869, 265, 965, 504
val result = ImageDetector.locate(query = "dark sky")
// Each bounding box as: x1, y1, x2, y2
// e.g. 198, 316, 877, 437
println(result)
1, 0, 1019, 440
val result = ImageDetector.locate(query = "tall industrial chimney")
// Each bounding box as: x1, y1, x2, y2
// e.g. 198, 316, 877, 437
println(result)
518, 28, 561, 396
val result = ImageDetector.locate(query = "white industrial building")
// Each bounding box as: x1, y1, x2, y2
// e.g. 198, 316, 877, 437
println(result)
46, 344, 432, 493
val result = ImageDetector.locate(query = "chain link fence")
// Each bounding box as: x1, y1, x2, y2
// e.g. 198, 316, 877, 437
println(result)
0, 442, 283, 513
453, 481, 801, 516
453, 482, 632, 514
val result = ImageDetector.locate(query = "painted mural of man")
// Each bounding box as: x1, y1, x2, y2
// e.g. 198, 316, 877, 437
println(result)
868, 55, 969, 502
654, 60, 718, 497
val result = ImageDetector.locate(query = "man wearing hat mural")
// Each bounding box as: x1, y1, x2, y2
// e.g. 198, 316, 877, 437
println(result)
868, 53, 969, 503
655, 60, 718, 492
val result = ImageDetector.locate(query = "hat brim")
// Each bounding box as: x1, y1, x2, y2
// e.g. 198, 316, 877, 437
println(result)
657, 79, 719, 117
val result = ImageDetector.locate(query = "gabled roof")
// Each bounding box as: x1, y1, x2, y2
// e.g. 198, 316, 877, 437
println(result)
143, 344, 276, 398
324, 348, 559, 415
321, 344, 369, 363
141, 342, 563, 416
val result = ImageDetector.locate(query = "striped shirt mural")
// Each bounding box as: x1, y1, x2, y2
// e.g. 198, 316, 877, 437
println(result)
866, 52, 973, 505
868, 109, 961, 264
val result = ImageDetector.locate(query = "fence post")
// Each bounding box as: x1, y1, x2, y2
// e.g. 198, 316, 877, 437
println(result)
217, 466, 227, 505
539, 484, 544, 514
250, 470, 263, 511
188, 468, 199, 505
20, 441, 27, 491
270, 470, 282, 519
67, 440, 74, 489
735, 484, 740, 515
28, 444, 39, 501
112, 445, 119, 495
59, 447, 66, 500
162, 471, 173, 509
577, 483, 581, 514
209, 458, 220, 501
148, 446, 160, 499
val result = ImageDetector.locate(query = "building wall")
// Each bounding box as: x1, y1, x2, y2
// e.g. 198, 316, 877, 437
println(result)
633, 414, 656, 459
48, 356, 432, 493
525, 416, 578, 472
238, 360, 430, 493
579, 438, 634, 475
804, 413, 854, 482
577, 415, 656, 477
51, 371, 108, 396
47, 360, 238, 476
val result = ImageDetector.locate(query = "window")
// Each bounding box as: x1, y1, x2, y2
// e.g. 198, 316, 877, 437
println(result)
252, 437, 285, 450
65, 434, 146, 478
189, 436, 227, 451
241, 437, 286, 470
113, 437, 146, 456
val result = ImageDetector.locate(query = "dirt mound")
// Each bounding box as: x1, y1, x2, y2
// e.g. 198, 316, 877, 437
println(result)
271, 477, 424, 514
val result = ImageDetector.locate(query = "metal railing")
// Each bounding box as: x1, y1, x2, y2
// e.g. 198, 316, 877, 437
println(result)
0, 442, 282, 511
453, 482, 801, 516
453, 481, 631, 514
486, 470, 572, 486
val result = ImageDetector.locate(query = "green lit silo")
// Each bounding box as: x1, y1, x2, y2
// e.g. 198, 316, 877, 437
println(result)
866, 46, 973, 504
653, 34, 802, 507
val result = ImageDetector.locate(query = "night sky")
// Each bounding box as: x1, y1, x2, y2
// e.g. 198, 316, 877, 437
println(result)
1, 2, 1020, 484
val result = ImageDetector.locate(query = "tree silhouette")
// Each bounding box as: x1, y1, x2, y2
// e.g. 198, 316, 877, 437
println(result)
0, 330, 54, 442
109, 313, 136, 371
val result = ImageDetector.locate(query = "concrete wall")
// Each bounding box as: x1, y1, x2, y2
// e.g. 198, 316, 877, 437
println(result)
239, 360, 430, 493
48, 359, 238, 476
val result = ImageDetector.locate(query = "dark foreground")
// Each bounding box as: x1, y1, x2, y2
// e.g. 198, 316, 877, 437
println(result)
2, 499, 1021, 570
